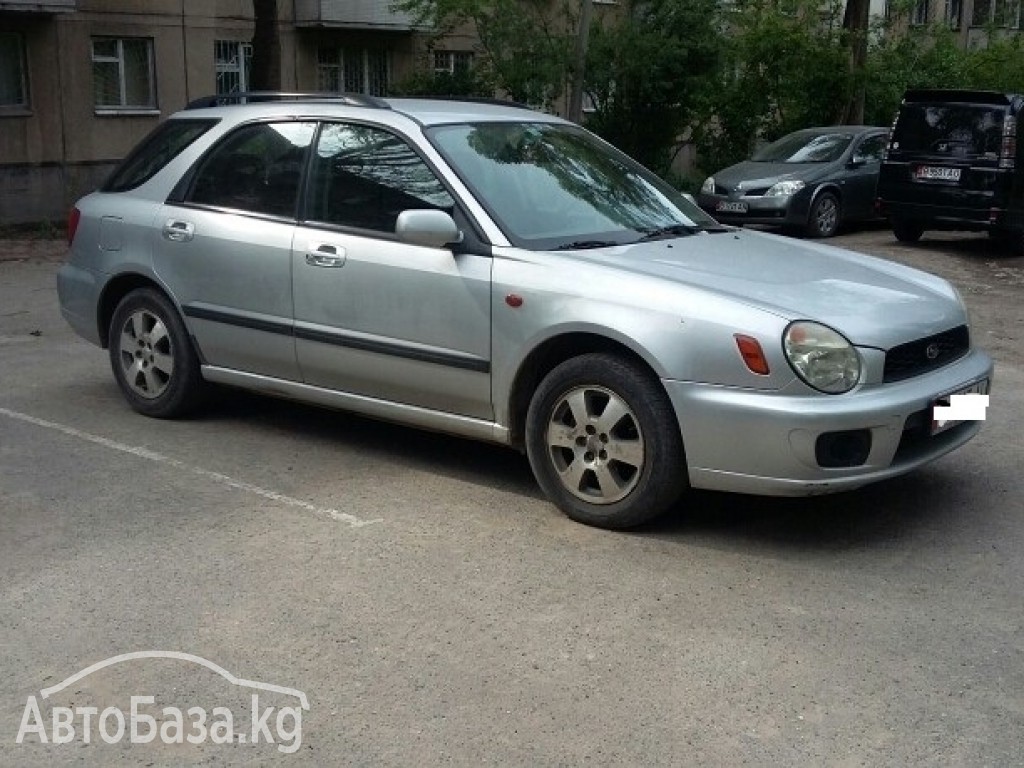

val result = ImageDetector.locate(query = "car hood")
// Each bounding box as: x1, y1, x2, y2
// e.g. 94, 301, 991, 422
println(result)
573, 230, 964, 349
712, 161, 830, 192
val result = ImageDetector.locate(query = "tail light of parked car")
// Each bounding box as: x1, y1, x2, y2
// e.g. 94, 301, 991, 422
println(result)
1000, 115, 1017, 170
67, 206, 81, 246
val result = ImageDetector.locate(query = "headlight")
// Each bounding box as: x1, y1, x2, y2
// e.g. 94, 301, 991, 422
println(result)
700, 176, 715, 194
765, 179, 805, 197
783, 321, 861, 394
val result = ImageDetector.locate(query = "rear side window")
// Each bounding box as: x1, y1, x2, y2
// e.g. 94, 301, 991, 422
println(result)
891, 104, 1005, 160
103, 119, 217, 193
186, 121, 316, 218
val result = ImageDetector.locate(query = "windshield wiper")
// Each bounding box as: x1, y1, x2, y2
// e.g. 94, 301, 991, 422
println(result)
551, 239, 623, 251
638, 223, 729, 242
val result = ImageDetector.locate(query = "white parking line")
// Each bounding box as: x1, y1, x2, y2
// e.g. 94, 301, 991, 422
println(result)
0, 406, 383, 528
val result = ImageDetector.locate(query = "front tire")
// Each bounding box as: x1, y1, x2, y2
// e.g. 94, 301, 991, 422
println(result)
806, 192, 840, 238
108, 288, 206, 418
525, 353, 687, 529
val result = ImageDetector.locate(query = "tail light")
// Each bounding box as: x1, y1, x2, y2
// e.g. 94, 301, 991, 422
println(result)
67, 206, 81, 246
1000, 115, 1016, 170
885, 109, 900, 155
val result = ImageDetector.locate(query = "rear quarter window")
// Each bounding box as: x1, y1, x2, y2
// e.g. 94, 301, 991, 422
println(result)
102, 118, 218, 193
891, 104, 1004, 160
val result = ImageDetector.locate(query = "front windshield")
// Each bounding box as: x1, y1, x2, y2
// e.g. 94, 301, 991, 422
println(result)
751, 131, 855, 163
427, 122, 720, 250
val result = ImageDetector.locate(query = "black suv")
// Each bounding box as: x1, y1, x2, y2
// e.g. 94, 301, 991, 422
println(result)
876, 89, 1022, 252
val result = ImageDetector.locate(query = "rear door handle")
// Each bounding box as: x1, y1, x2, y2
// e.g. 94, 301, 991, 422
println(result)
305, 242, 346, 268
163, 219, 195, 242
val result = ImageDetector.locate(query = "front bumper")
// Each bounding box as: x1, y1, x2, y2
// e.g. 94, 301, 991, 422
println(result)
697, 192, 810, 228
664, 348, 993, 496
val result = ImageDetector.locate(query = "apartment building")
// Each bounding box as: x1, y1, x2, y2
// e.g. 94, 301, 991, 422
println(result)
0, 0, 475, 223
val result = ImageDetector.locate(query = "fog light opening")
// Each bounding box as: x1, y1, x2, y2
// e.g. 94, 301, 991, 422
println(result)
815, 430, 872, 468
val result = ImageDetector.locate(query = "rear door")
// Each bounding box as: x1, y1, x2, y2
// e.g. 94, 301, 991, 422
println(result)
154, 120, 316, 381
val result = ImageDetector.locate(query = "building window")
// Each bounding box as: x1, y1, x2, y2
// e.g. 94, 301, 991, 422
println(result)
947, 0, 962, 27
92, 37, 155, 110
215, 40, 252, 95
433, 51, 473, 76
973, 0, 1022, 25
317, 47, 389, 96
0, 32, 28, 108
910, 0, 930, 25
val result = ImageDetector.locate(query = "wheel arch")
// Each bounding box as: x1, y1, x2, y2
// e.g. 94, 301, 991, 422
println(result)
97, 273, 176, 349
506, 331, 665, 450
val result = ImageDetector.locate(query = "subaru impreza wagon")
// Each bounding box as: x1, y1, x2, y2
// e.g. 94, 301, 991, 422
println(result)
57, 93, 993, 529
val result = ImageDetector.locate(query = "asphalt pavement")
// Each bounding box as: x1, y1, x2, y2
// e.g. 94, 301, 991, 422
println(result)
0, 229, 1022, 766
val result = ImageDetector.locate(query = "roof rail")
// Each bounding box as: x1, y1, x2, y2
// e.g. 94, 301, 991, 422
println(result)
401, 95, 532, 110
185, 91, 391, 110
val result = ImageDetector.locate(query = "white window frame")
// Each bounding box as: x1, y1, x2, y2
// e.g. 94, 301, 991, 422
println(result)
910, 0, 931, 25
971, 0, 1021, 25
432, 50, 473, 76
91, 37, 156, 112
215, 40, 252, 95
0, 31, 29, 110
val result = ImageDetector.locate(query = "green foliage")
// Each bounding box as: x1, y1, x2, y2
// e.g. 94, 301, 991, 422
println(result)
583, 0, 722, 174
391, 67, 493, 98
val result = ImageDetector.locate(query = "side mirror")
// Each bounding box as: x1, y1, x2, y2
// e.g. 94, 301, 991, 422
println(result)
848, 156, 867, 168
395, 210, 462, 249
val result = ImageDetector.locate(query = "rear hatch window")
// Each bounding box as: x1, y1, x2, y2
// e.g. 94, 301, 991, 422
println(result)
102, 118, 218, 193
890, 103, 1005, 162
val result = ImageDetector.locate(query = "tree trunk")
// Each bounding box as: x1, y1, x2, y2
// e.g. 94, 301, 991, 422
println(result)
250, 0, 281, 91
835, 0, 870, 124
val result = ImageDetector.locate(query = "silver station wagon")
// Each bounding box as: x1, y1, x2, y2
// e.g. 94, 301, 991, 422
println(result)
57, 93, 993, 529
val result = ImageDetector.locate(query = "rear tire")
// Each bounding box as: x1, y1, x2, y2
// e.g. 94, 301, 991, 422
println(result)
891, 219, 924, 243
108, 288, 206, 418
990, 228, 1024, 256
525, 353, 687, 529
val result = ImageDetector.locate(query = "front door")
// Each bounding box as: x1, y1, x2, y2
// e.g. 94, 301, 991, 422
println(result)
292, 122, 492, 419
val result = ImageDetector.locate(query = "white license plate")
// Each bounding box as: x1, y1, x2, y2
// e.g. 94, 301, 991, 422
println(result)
716, 201, 748, 213
931, 378, 989, 435
915, 165, 962, 182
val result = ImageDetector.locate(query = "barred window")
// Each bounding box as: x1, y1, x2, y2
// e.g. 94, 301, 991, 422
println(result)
317, 47, 389, 96
0, 32, 28, 108
92, 37, 155, 110
215, 40, 252, 95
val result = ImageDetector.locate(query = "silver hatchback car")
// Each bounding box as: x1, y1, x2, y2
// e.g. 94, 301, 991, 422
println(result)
57, 93, 993, 529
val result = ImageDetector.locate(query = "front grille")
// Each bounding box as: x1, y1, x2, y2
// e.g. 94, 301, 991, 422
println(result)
883, 325, 969, 383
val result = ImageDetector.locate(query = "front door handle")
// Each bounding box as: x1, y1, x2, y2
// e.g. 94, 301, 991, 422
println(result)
162, 219, 195, 242
305, 243, 346, 268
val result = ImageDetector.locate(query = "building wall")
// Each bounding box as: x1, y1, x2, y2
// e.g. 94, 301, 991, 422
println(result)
0, 0, 440, 223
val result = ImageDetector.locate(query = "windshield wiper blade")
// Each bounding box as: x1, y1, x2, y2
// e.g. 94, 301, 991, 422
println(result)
638, 223, 729, 241
551, 239, 623, 251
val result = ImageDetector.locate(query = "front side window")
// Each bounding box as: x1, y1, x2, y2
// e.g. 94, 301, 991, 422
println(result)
891, 104, 1005, 159
0, 32, 28, 108
187, 122, 316, 218
429, 122, 718, 249
854, 135, 888, 163
215, 40, 252, 95
317, 47, 389, 96
92, 37, 155, 110
306, 123, 454, 233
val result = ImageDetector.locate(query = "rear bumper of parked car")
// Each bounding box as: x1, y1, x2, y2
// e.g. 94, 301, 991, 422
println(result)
664, 348, 993, 496
56, 262, 104, 347
697, 193, 811, 228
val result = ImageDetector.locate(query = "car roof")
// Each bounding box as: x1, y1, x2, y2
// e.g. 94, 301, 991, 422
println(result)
174, 93, 567, 128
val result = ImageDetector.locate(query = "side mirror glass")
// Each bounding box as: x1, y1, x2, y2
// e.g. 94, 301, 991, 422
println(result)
395, 210, 462, 249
